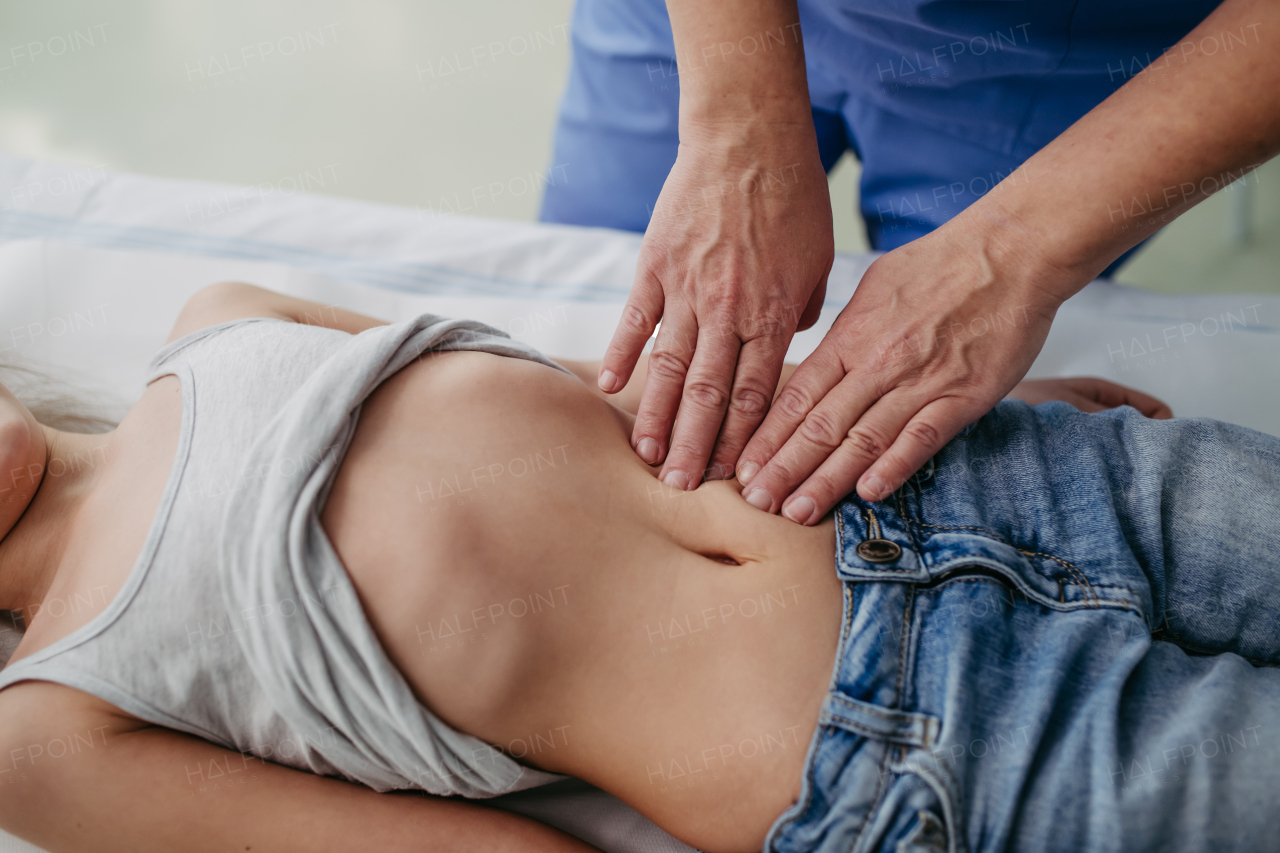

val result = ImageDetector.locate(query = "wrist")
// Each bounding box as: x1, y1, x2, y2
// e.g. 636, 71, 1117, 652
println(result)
676, 108, 824, 183
679, 94, 815, 142
680, 86, 808, 126
945, 183, 1092, 310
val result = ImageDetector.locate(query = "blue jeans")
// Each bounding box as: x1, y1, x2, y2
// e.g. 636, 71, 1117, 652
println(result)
765, 401, 1280, 853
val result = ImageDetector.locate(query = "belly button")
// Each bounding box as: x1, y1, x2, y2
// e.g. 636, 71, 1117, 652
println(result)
702, 552, 742, 566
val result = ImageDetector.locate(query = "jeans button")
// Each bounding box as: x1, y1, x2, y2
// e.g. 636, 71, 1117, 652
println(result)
856, 539, 902, 563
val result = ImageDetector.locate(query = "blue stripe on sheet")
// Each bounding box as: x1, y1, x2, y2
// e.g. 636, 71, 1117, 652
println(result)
5, 212, 1274, 330
0, 209, 634, 303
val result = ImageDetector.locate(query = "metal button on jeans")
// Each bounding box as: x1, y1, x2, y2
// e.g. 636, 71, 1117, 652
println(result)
856, 539, 902, 563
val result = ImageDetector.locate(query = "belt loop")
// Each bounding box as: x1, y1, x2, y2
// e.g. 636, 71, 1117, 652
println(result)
820, 691, 941, 749
860, 507, 883, 540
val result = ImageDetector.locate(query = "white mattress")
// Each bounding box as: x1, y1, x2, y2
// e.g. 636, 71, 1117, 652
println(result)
0, 153, 1276, 853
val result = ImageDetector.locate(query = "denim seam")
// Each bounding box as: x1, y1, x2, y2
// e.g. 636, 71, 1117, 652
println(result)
845, 568, 928, 579
843, 550, 1138, 611
849, 555, 890, 850
1013, 548, 1099, 607
881, 582, 916, 853
924, 576, 1010, 590
919, 568, 1138, 616
895, 586, 914, 714
903, 761, 963, 853
852, 744, 897, 853
902, 519, 998, 537
897, 515, 1110, 608
836, 553, 894, 853
769, 724, 841, 853
896, 491, 927, 557
888, 578, 964, 853
1066, 581, 1139, 609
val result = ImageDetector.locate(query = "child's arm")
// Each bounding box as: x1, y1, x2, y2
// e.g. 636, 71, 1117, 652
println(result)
165, 282, 389, 344
1003, 377, 1173, 418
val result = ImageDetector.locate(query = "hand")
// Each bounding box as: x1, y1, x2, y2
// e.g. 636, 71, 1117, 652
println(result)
597, 126, 833, 489
734, 219, 1071, 523
1006, 376, 1173, 418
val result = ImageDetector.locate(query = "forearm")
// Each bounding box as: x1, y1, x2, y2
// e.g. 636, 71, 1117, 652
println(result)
667, 0, 812, 130
0, 688, 600, 853
969, 0, 1280, 294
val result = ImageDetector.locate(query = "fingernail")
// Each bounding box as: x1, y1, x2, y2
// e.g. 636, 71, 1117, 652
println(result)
598, 369, 617, 392
636, 437, 660, 465
737, 462, 759, 485
863, 473, 890, 501
704, 462, 728, 481
744, 488, 772, 512
663, 469, 690, 490
782, 495, 816, 525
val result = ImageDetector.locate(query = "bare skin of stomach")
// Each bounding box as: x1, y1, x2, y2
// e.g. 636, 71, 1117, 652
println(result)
319, 350, 844, 853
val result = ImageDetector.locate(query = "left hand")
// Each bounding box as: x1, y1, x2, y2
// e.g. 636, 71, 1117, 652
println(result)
734, 219, 1070, 524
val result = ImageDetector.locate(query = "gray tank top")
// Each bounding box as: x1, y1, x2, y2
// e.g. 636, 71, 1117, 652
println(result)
0, 314, 570, 798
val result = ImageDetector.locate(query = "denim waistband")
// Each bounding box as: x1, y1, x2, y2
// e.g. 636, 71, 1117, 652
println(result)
838, 454, 1144, 614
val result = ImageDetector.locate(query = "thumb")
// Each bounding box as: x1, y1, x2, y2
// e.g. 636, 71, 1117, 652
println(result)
600, 269, 664, 393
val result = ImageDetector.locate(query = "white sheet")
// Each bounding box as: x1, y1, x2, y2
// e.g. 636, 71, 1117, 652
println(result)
0, 154, 1274, 430
0, 153, 1277, 853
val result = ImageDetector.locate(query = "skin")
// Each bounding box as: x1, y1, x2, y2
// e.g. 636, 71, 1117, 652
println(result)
598, 0, 1280, 525
0, 388, 111, 624
0, 283, 1169, 852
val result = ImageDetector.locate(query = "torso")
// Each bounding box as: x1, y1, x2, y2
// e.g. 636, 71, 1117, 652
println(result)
3, 345, 844, 853
320, 351, 843, 852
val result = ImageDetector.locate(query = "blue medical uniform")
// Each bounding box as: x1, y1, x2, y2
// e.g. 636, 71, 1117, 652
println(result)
540, 0, 1223, 276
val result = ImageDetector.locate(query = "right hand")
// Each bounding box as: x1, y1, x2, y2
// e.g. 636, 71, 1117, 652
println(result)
598, 124, 834, 489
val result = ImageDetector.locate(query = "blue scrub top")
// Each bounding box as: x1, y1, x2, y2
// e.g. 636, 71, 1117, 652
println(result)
540, 0, 1224, 274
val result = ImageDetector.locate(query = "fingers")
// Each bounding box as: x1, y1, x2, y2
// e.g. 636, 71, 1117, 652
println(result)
856, 396, 979, 503
630, 302, 698, 466
704, 334, 790, 480
1101, 381, 1174, 419
742, 389, 984, 524
599, 270, 664, 394
657, 322, 745, 489
1064, 392, 1107, 413
775, 391, 923, 523
1066, 377, 1174, 419
735, 347, 848, 488
737, 371, 892, 519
